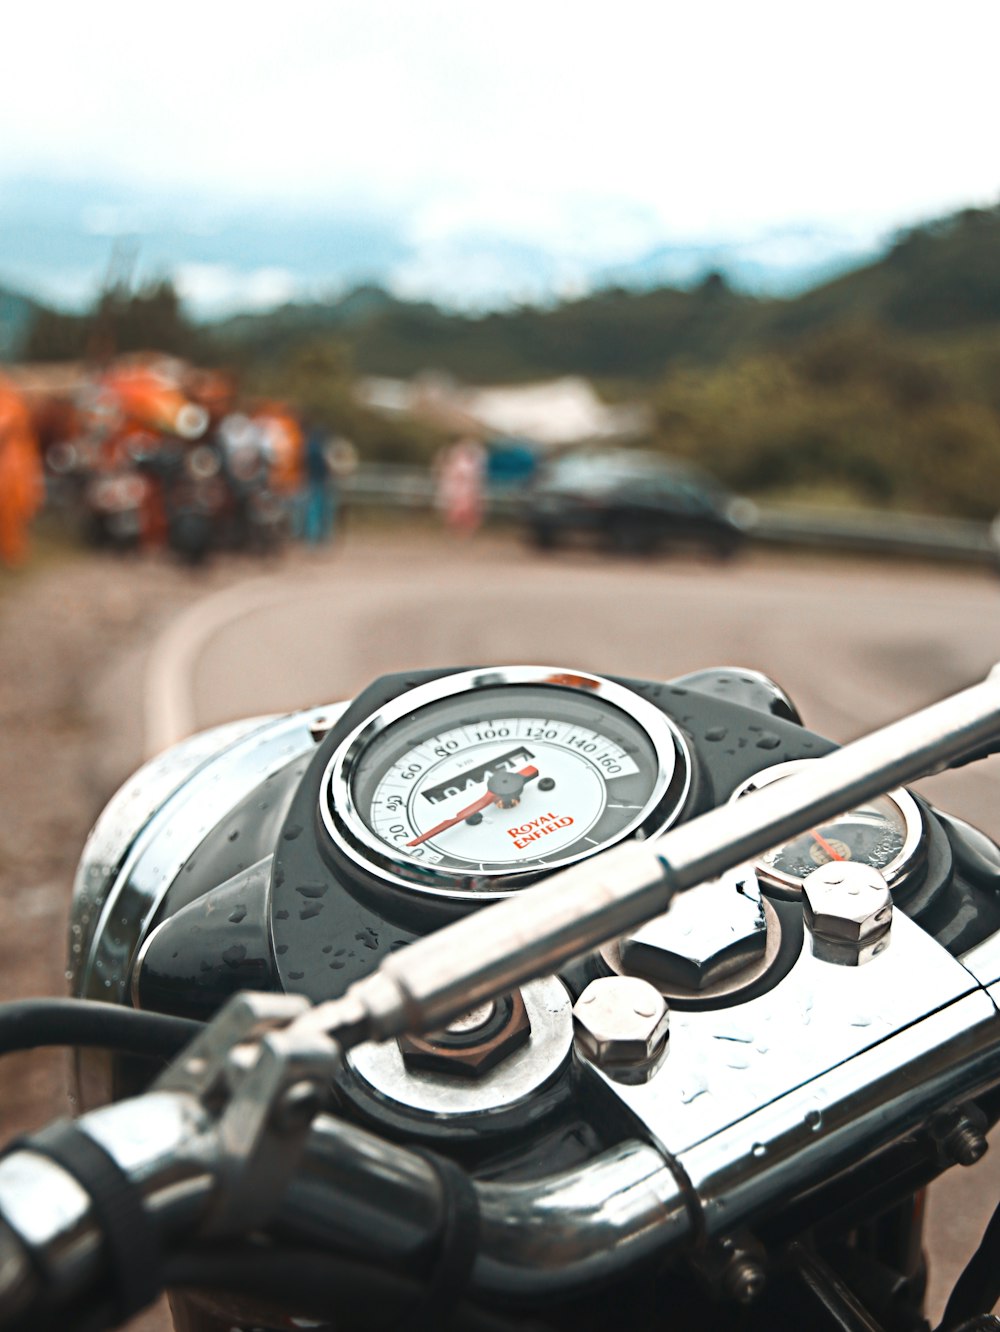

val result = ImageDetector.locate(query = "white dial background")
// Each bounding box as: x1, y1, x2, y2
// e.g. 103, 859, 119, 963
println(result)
368, 715, 641, 867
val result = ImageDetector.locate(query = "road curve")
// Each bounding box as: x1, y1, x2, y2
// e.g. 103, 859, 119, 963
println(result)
155, 526, 1000, 831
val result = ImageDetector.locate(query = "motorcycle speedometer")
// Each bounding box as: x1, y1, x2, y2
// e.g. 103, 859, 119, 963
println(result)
320, 666, 691, 899
730, 758, 925, 898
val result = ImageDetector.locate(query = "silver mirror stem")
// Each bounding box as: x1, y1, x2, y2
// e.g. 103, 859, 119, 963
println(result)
304, 665, 1000, 1049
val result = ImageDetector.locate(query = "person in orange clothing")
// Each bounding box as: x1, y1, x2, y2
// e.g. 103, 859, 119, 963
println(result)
253, 400, 304, 495
0, 377, 44, 567
253, 400, 305, 535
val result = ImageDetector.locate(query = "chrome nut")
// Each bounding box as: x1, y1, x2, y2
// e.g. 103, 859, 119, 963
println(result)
619, 866, 766, 991
803, 861, 892, 965
572, 976, 669, 1079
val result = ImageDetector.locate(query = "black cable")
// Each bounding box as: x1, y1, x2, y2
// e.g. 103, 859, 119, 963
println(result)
0, 998, 201, 1058
164, 1248, 550, 1332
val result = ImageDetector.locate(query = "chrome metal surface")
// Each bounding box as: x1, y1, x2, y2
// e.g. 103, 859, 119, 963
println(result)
0, 1151, 94, 1270
603, 895, 783, 1002
344, 976, 572, 1118
728, 758, 925, 898
803, 862, 892, 966
962, 929, 1000, 988
69, 715, 271, 990
81, 1090, 214, 1186
473, 1140, 691, 1295
319, 665, 691, 900
0, 1091, 216, 1310
77, 704, 346, 1006
579, 908, 978, 1157
306, 663, 1000, 1050
572, 976, 669, 1080
619, 865, 765, 991
679, 989, 1000, 1237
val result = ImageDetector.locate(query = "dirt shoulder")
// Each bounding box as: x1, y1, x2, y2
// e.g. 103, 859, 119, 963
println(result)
0, 547, 278, 1138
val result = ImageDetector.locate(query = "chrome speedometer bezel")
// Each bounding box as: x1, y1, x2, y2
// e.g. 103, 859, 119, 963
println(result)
319, 665, 692, 900
729, 758, 926, 899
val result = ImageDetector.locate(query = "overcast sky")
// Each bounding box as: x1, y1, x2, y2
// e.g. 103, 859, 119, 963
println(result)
2, 1, 999, 309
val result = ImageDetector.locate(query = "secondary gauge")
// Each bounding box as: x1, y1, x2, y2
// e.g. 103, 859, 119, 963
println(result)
320, 666, 691, 899
730, 759, 925, 899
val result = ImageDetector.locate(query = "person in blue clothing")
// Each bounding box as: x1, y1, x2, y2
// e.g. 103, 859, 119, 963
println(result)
302, 422, 337, 544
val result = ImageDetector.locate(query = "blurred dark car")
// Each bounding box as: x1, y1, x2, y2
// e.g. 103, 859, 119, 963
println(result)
523, 450, 757, 557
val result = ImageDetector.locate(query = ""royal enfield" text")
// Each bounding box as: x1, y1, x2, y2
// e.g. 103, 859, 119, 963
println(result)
507, 812, 574, 850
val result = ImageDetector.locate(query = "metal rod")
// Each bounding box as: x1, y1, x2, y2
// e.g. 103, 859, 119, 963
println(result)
307, 665, 1000, 1048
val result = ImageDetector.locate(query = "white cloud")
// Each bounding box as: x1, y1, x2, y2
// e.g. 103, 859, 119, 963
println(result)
174, 264, 298, 315
1, 0, 998, 304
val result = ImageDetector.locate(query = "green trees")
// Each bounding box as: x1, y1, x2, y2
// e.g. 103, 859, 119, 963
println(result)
650, 325, 1000, 517
24, 279, 200, 362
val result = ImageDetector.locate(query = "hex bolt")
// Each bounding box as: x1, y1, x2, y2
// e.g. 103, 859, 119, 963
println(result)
619, 866, 766, 991
723, 1255, 767, 1305
572, 976, 669, 1082
933, 1105, 990, 1167
802, 861, 892, 966
690, 1233, 767, 1306
946, 1121, 989, 1168
398, 990, 531, 1078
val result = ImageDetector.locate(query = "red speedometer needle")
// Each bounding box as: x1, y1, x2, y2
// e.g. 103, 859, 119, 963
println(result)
406, 765, 539, 847
809, 828, 844, 861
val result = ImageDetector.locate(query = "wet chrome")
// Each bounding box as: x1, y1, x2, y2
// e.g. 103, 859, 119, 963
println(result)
69, 715, 272, 991
803, 861, 892, 966
679, 988, 1000, 1237
619, 864, 766, 990
319, 665, 692, 900
580, 907, 976, 1157
603, 894, 783, 1002
572, 976, 670, 1081
344, 976, 573, 1118
474, 1140, 691, 1294
76, 704, 347, 1006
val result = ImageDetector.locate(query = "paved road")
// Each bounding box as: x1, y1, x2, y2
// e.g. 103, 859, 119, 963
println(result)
155, 526, 1000, 1323
178, 529, 1000, 831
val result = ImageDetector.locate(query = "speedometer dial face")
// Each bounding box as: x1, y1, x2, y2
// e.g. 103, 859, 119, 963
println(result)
321, 667, 690, 899
730, 759, 925, 898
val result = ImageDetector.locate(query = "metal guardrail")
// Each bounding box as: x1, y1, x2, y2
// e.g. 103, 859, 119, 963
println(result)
751, 504, 997, 565
343, 465, 999, 567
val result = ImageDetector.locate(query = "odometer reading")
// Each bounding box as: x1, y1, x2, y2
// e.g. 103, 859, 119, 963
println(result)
321, 668, 690, 898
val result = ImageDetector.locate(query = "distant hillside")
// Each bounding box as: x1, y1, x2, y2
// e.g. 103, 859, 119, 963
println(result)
206, 204, 1000, 383
764, 206, 1000, 341
208, 274, 769, 381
